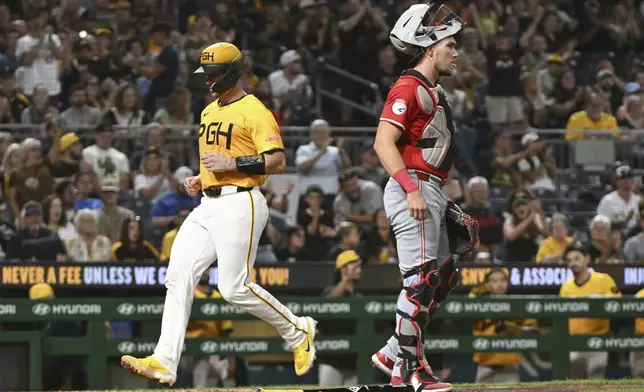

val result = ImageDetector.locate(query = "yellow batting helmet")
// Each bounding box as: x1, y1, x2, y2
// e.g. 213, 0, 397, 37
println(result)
194, 42, 244, 95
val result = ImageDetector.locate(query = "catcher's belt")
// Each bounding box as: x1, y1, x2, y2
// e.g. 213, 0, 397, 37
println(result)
445, 200, 480, 256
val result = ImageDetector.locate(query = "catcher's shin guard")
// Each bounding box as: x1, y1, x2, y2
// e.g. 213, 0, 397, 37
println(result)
432, 258, 459, 307
396, 260, 441, 382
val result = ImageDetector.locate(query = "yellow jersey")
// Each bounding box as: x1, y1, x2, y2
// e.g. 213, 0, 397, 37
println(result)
160, 228, 178, 261
635, 289, 644, 335
535, 236, 573, 263
186, 288, 233, 338
559, 272, 621, 335
565, 111, 620, 140
199, 94, 284, 189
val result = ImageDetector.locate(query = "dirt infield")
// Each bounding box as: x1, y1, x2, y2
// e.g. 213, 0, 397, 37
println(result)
456, 385, 644, 392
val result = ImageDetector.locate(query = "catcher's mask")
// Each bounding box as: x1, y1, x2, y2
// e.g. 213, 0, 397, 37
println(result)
390, 2, 464, 56
194, 42, 244, 95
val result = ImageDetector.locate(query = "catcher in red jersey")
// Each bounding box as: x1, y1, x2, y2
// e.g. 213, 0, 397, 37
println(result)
369, 3, 479, 392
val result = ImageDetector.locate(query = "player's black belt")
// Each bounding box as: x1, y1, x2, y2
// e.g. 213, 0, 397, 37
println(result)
396, 137, 437, 148
415, 171, 446, 188
203, 186, 253, 198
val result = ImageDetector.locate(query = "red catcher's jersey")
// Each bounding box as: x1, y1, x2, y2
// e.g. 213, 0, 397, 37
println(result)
379, 70, 456, 178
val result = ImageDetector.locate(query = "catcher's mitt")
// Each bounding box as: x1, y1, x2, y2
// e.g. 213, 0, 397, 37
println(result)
445, 200, 480, 256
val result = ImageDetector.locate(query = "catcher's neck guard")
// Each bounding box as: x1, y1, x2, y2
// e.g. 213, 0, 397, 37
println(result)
390, 3, 464, 56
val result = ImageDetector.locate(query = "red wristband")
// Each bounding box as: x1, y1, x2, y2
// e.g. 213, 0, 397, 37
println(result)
393, 169, 419, 194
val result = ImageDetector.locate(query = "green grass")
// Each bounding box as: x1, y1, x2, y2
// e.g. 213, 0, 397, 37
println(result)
454, 378, 644, 387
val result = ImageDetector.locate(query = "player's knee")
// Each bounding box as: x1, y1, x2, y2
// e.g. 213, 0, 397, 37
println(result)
164, 264, 191, 291
217, 280, 242, 303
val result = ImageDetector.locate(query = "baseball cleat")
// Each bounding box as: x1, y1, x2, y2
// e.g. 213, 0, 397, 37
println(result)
410, 369, 452, 391
120, 355, 176, 386
293, 316, 317, 376
372, 351, 395, 377
391, 375, 405, 386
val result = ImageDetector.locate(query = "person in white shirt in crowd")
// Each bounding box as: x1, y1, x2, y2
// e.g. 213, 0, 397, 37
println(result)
514, 132, 556, 192
536, 54, 565, 106
296, 118, 351, 207
57, 84, 102, 129
82, 121, 130, 189
268, 49, 313, 112
15, 9, 62, 99
103, 83, 149, 128
65, 208, 112, 262
597, 164, 642, 233
623, 206, 644, 264
134, 146, 172, 204
42, 194, 77, 244
334, 170, 383, 233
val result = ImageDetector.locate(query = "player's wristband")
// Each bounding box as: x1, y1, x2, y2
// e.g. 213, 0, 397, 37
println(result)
236, 154, 266, 175
393, 169, 418, 194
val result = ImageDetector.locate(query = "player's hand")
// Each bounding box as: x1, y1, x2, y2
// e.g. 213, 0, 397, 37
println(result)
184, 176, 201, 196
201, 152, 235, 172
407, 190, 428, 221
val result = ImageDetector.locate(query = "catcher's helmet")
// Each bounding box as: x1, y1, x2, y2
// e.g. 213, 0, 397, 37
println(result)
390, 3, 464, 55
194, 42, 244, 95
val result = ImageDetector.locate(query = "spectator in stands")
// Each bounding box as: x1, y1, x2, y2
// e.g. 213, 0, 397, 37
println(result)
111, 216, 159, 261
442, 75, 476, 162
15, 9, 62, 99
52, 132, 83, 179
151, 166, 197, 229
185, 269, 234, 387
586, 215, 622, 264
82, 121, 130, 188
503, 189, 548, 262
103, 83, 149, 127
514, 132, 556, 192
20, 85, 58, 124
160, 207, 190, 261
478, 130, 521, 189
566, 92, 620, 140
456, 27, 486, 100
268, 50, 312, 114
1, 142, 23, 200
618, 95, 644, 130
153, 87, 193, 125
296, 119, 351, 205
461, 177, 503, 257
0, 66, 29, 123
57, 84, 102, 129
519, 33, 547, 74
561, 244, 620, 379
351, 141, 386, 187
53, 178, 75, 222
7, 134, 59, 219
536, 214, 575, 264
17, 200, 67, 261
328, 221, 361, 261
485, 31, 524, 131
444, 168, 464, 203
134, 147, 172, 204
294, 1, 339, 65
65, 208, 111, 262
96, 179, 134, 243
363, 209, 395, 264
632, 288, 644, 377
597, 164, 642, 233
138, 21, 178, 114
297, 185, 335, 260
319, 250, 362, 386
0, 132, 14, 168
471, 268, 538, 383
72, 171, 102, 212
42, 194, 77, 243
0, 208, 20, 259
547, 68, 587, 129
130, 123, 179, 176
256, 220, 280, 264
536, 54, 564, 106
591, 69, 623, 115
623, 209, 644, 263
276, 225, 310, 263
334, 170, 383, 232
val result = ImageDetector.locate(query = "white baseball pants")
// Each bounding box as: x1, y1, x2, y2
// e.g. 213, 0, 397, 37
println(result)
153, 187, 308, 375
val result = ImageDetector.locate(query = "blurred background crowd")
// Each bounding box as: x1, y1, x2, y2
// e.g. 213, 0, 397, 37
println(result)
2, 0, 644, 388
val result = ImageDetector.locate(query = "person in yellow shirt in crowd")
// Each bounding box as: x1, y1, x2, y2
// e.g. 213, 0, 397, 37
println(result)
565, 92, 620, 140
160, 207, 191, 261
560, 243, 621, 379
470, 269, 539, 383
182, 269, 234, 387
631, 288, 644, 378
536, 214, 576, 264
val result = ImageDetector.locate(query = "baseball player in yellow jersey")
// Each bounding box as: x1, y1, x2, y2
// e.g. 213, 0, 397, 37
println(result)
560, 243, 621, 379
631, 288, 644, 377
121, 42, 317, 386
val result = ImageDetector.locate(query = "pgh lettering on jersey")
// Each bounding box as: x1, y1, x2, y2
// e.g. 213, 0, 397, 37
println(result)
199, 95, 284, 189
379, 70, 456, 177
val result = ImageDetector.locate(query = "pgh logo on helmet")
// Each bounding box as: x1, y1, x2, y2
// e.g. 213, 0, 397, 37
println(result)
194, 42, 244, 95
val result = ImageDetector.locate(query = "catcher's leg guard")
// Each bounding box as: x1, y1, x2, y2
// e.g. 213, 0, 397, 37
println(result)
431, 258, 459, 310
395, 260, 443, 384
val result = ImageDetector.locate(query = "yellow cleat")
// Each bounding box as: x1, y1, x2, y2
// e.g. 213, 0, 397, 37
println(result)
293, 316, 318, 376
120, 355, 176, 386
